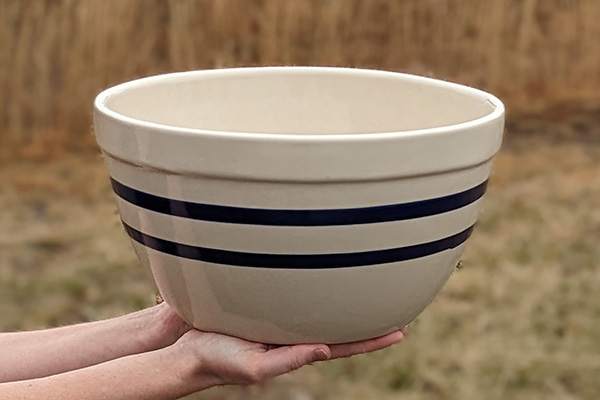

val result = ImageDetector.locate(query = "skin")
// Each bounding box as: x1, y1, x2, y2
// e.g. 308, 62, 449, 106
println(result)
0, 302, 404, 399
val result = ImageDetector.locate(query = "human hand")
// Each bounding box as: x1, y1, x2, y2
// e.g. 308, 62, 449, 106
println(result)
173, 328, 405, 389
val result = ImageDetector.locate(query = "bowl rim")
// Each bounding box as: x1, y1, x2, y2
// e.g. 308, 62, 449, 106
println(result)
94, 66, 505, 142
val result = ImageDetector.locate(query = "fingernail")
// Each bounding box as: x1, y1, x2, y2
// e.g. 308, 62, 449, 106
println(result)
313, 348, 330, 362
395, 331, 405, 342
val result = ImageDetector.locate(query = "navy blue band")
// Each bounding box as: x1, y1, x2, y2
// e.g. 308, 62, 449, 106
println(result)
122, 221, 473, 269
112, 179, 487, 226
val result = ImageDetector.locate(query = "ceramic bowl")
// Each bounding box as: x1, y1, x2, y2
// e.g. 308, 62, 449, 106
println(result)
93, 67, 504, 344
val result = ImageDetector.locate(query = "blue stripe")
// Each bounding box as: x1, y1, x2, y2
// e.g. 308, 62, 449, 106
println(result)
122, 222, 474, 269
111, 179, 487, 226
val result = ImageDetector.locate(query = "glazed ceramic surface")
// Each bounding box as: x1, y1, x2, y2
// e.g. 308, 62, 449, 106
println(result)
93, 67, 504, 344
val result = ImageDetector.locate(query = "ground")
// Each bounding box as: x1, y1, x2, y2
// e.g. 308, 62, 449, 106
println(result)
0, 102, 599, 400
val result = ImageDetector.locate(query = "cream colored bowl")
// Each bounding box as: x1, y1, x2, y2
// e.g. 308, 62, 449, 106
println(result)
93, 67, 504, 344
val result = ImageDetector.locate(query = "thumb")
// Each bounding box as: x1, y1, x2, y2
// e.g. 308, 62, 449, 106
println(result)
258, 344, 331, 379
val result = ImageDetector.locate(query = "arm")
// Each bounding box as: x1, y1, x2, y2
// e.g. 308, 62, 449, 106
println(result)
0, 329, 404, 400
0, 303, 189, 383
0, 345, 195, 400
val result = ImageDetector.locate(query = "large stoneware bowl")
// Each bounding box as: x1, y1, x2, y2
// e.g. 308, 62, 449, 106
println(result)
93, 67, 504, 344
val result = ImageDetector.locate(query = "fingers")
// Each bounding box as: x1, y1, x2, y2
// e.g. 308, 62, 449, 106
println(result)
249, 330, 404, 381
253, 344, 332, 380
329, 330, 404, 360
200, 330, 404, 386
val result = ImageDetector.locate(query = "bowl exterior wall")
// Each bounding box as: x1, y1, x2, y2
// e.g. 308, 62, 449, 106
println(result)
106, 155, 492, 343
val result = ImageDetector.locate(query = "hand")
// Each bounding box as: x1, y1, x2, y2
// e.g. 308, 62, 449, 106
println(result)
174, 328, 405, 388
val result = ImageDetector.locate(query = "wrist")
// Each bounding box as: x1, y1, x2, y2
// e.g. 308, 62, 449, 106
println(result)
141, 303, 191, 351
166, 333, 218, 393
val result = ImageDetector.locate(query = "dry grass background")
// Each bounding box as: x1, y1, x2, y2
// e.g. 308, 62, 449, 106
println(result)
1, 0, 600, 158
0, 1, 599, 399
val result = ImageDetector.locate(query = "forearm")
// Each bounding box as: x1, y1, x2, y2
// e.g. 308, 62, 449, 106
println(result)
0, 345, 207, 400
0, 303, 188, 383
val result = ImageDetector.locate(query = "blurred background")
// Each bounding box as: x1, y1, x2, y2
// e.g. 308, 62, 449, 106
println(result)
0, 1, 599, 399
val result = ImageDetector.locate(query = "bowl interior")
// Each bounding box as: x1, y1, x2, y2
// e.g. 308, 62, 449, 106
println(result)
102, 68, 497, 135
